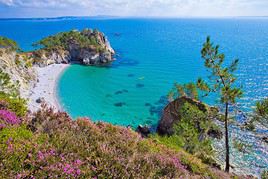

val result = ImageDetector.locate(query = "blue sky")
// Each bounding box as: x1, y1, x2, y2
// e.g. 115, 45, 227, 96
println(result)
0, 0, 268, 18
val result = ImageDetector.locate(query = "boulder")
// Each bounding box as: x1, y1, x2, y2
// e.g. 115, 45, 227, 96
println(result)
157, 96, 220, 137
208, 128, 223, 139
36, 97, 45, 104
262, 136, 268, 144
136, 125, 151, 137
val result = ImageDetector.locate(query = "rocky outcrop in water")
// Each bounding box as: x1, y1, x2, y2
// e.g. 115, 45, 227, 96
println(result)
157, 96, 221, 138
32, 29, 115, 67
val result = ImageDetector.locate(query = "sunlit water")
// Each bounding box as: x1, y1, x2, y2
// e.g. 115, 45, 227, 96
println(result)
1, 17, 268, 176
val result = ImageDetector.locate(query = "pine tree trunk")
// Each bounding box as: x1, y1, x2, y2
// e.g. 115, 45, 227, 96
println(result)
224, 102, 230, 172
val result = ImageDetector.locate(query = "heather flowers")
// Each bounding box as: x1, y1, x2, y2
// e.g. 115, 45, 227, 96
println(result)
0, 109, 20, 128
0, 106, 230, 178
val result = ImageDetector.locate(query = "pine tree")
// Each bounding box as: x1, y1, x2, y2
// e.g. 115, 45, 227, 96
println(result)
197, 37, 243, 172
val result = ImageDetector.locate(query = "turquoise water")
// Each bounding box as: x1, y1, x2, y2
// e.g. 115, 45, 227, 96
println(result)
1, 17, 268, 176
59, 18, 268, 128
1, 18, 268, 128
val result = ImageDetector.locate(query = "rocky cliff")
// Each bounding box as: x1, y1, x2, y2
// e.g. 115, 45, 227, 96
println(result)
0, 38, 36, 96
32, 29, 115, 67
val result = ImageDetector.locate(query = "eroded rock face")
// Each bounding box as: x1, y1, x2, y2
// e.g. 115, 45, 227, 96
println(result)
32, 29, 115, 66
32, 48, 71, 67
157, 96, 219, 136
0, 48, 36, 95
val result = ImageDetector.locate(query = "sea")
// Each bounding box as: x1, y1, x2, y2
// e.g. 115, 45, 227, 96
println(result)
0, 17, 268, 176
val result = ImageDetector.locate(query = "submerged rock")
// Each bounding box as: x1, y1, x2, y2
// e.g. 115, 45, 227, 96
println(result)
128, 74, 135, 77
114, 102, 126, 107
136, 83, 144, 88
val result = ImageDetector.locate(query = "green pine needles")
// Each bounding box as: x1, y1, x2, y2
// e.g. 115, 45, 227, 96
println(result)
197, 36, 243, 172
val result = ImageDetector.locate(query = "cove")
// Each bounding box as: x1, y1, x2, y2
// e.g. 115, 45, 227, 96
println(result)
57, 18, 268, 127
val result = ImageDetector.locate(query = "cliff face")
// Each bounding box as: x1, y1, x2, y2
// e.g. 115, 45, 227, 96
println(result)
0, 48, 36, 96
32, 29, 115, 67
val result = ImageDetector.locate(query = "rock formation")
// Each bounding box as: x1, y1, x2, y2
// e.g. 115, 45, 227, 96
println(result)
32, 29, 115, 67
0, 44, 36, 96
157, 96, 222, 138
136, 125, 151, 137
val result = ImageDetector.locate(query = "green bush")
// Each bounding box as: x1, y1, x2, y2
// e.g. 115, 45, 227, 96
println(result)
0, 92, 27, 117
0, 105, 232, 178
34, 29, 103, 51
0, 36, 19, 50
256, 98, 268, 120
0, 69, 19, 97
261, 170, 268, 179
152, 102, 217, 165
0, 125, 33, 172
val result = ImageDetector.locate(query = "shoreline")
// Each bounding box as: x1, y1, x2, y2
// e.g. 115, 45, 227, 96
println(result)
27, 64, 70, 112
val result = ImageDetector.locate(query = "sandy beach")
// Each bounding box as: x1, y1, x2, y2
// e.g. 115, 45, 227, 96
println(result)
27, 64, 70, 112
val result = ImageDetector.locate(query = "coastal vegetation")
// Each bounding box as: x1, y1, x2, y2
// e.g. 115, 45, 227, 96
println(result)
255, 98, 268, 126
0, 33, 267, 178
32, 29, 115, 66
33, 29, 104, 52
197, 37, 243, 172
0, 36, 19, 51
152, 101, 220, 166
0, 103, 234, 178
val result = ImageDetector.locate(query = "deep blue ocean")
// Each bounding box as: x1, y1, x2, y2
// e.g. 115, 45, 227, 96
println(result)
1, 17, 268, 176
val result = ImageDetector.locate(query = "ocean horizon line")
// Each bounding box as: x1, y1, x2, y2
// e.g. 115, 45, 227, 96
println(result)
1, 15, 268, 21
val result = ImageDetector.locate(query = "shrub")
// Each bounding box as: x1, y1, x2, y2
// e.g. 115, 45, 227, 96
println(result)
152, 102, 218, 166
256, 98, 268, 117
0, 69, 19, 96
34, 29, 103, 51
168, 82, 199, 101
0, 92, 27, 117
261, 170, 268, 179
0, 109, 20, 129
0, 125, 33, 173
0, 105, 232, 178
0, 36, 19, 50
250, 98, 268, 128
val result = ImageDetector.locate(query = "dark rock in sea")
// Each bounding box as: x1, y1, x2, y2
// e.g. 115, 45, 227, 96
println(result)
36, 97, 45, 104
128, 74, 135, 77
208, 128, 223, 139
114, 33, 122, 37
145, 103, 152, 107
262, 136, 268, 144
157, 96, 220, 136
115, 91, 123, 95
114, 102, 126, 107
136, 125, 151, 137
115, 90, 128, 95
136, 83, 144, 88
122, 89, 129, 93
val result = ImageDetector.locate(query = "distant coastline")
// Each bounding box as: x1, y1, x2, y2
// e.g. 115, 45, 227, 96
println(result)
1, 15, 268, 21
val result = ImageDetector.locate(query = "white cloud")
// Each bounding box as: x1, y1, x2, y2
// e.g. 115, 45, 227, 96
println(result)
0, 0, 267, 17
